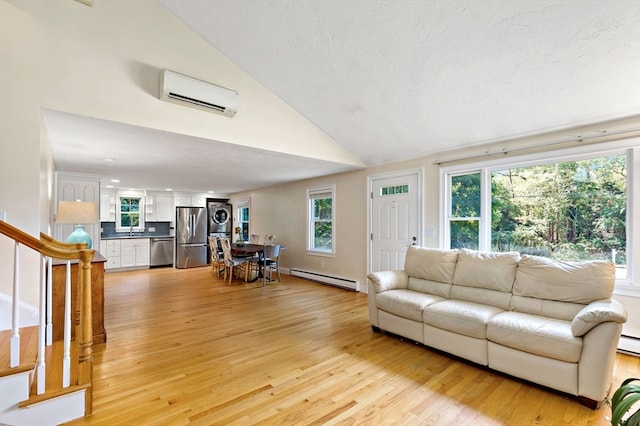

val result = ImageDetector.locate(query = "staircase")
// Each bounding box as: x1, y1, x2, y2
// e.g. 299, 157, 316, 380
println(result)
0, 221, 94, 425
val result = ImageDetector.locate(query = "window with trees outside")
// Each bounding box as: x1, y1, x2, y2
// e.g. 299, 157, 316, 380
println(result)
237, 200, 250, 242
308, 185, 335, 256
442, 145, 638, 289
117, 195, 144, 231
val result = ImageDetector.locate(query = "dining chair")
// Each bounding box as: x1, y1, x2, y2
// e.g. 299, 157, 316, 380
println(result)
207, 236, 224, 277
249, 234, 261, 244
219, 237, 247, 284
264, 235, 276, 245
261, 244, 281, 286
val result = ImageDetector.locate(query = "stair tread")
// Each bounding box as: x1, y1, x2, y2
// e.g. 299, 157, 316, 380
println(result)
0, 326, 39, 377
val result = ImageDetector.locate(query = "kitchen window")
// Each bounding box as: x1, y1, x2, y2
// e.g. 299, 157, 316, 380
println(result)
441, 144, 638, 291
307, 185, 335, 256
116, 192, 145, 232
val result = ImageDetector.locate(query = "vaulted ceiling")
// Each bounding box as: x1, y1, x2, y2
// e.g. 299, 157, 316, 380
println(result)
44, 0, 640, 193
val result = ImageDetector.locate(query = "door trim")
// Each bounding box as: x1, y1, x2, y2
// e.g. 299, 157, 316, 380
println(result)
367, 168, 424, 281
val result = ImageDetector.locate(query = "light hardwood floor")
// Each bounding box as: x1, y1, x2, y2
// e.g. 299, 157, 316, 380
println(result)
65, 266, 639, 425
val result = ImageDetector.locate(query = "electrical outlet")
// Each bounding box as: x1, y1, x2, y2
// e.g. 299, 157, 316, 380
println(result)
149, 227, 156, 232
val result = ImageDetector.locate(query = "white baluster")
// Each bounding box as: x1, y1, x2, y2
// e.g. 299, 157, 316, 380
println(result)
46, 257, 53, 346
10, 242, 20, 367
36, 256, 46, 394
63, 260, 72, 388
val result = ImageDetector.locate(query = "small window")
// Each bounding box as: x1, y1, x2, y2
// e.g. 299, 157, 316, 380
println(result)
237, 199, 250, 242
116, 192, 145, 232
307, 185, 335, 256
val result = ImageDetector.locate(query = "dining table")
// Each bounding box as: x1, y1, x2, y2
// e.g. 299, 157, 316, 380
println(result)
231, 243, 265, 282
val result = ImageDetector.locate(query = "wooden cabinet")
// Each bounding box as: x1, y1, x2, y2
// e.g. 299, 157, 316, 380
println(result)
51, 254, 107, 344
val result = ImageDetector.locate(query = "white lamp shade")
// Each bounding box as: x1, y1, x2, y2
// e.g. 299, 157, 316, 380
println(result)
56, 201, 98, 224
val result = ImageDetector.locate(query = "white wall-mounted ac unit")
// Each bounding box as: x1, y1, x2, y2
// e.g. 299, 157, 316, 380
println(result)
159, 69, 238, 117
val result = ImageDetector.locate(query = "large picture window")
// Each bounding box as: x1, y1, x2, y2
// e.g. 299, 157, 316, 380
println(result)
442, 145, 638, 289
307, 185, 335, 255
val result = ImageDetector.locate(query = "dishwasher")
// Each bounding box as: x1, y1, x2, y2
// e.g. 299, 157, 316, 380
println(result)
150, 237, 174, 267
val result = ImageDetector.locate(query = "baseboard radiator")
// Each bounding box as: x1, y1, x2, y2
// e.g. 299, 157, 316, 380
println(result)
619, 334, 640, 356
289, 269, 359, 291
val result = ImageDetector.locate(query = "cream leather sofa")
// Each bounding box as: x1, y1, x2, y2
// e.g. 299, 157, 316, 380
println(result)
367, 246, 627, 408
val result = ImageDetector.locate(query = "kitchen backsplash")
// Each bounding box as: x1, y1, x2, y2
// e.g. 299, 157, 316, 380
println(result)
101, 221, 172, 238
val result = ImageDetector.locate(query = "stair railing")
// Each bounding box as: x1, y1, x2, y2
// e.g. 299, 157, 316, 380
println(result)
0, 220, 94, 413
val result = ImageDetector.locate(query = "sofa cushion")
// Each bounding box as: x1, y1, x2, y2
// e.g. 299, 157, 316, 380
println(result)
407, 277, 451, 298
368, 270, 408, 293
423, 300, 503, 339
453, 249, 520, 292
513, 255, 614, 304
376, 289, 444, 322
487, 311, 582, 363
404, 246, 459, 284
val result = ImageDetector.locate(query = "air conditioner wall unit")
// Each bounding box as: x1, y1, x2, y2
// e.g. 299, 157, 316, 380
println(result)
159, 69, 238, 117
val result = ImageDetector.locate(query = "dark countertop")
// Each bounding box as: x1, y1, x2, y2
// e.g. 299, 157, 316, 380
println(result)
101, 235, 173, 240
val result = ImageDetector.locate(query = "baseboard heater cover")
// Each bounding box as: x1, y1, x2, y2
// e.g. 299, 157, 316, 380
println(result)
290, 269, 359, 291
618, 334, 640, 356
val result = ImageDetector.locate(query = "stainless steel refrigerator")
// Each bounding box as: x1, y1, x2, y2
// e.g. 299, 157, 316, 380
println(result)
175, 207, 209, 268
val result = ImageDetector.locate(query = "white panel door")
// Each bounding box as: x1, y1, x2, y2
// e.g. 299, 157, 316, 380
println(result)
370, 173, 419, 273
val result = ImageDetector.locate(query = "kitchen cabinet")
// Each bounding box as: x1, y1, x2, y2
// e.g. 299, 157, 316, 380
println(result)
100, 191, 116, 222
120, 238, 150, 268
156, 195, 174, 221
99, 240, 121, 269
56, 173, 100, 247
144, 194, 174, 222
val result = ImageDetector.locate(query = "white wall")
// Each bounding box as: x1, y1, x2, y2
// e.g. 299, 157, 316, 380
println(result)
0, 0, 359, 306
230, 127, 640, 341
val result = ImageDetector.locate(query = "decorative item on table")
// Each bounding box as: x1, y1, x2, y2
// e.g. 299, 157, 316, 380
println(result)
235, 226, 244, 246
56, 200, 98, 249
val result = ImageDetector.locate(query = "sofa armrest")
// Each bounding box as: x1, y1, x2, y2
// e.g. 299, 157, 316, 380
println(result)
367, 270, 408, 293
571, 299, 627, 337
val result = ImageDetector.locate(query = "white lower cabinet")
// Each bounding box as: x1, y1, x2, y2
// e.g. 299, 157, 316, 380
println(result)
100, 240, 122, 269
100, 238, 149, 270
120, 238, 150, 267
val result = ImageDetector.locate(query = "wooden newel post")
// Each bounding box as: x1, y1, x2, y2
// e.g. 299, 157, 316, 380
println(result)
78, 250, 94, 415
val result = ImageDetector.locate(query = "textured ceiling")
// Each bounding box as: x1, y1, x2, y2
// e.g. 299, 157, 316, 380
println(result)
43, 0, 640, 194
159, 0, 640, 166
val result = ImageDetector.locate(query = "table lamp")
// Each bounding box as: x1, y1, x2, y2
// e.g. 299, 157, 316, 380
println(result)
56, 200, 98, 248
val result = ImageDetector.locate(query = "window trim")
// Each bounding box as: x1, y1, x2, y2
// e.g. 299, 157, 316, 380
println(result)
115, 190, 145, 232
307, 184, 336, 257
439, 139, 639, 294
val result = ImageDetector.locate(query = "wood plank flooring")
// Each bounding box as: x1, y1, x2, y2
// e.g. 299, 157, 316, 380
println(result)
64, 267, 639, 425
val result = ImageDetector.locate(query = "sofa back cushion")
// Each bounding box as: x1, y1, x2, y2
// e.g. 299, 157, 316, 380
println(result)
453, 249, 520, 292
408, 277, 452, 298
513, 255, 615, 303
404, 246, 459, 284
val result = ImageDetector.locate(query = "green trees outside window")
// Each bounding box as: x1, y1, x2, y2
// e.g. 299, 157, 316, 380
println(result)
312, 197, 333, 251
449, 155, 627, 270
120, 197, 141, 228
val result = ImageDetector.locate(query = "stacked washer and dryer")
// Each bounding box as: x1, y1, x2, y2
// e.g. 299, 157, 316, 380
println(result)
208, 201, 233, 241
